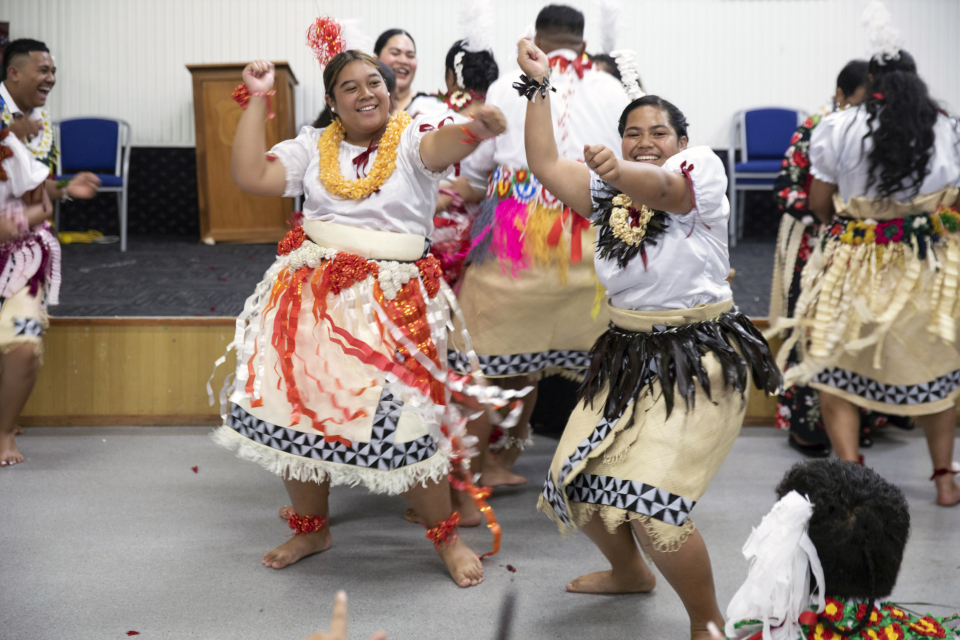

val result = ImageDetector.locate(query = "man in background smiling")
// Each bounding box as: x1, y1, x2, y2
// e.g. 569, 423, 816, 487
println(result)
1, 38, 99, 201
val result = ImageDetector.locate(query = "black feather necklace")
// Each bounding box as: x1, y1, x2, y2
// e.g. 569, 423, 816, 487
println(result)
593, 189, 671, 269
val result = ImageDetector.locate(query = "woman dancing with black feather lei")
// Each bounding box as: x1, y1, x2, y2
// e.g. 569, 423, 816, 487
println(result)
515, 39, 779, 640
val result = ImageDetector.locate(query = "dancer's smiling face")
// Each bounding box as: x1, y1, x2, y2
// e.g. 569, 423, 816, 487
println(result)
620, 105, 687, 167
325, 60, 390, 139
377, 34, 417, 94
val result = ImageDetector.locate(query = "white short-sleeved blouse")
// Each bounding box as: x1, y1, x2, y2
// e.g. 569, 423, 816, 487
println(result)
1, 132, 49, 207
591, 145, 733, 311
809, 107, 960, 202
268, 114, 454, 237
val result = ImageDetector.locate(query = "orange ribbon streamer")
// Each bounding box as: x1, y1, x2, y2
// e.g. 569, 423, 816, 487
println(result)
450, 471, 501, 558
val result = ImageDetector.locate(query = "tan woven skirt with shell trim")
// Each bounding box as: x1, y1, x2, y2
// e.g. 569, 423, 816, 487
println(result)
538, 299, 750, 552
776, 187, 960, 416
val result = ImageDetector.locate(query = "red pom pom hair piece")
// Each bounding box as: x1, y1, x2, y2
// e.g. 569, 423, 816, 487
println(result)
287, 513, 328, 535
425, 512, 460, 548
307, 16, 346, 67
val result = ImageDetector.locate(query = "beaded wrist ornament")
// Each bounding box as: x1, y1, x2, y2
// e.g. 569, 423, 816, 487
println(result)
286, 513, 328, 535
232, 84, 277, 119
512, 74, 556, 101
425, 512, 460, 548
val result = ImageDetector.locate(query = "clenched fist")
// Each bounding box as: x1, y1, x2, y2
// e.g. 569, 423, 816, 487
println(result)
469, 104, 507, 139
242, 60, 275, 94
584, 144, 620, 182
517, 38, 550, 80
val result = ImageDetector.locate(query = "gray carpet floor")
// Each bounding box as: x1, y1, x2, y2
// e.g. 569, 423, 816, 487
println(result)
2, 427, 958, 640
54, 237, 776, 317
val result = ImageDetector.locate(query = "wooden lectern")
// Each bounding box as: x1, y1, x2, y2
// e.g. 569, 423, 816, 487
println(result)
187, 62, 298, 244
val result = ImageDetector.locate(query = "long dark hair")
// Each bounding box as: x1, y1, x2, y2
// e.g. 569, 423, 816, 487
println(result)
445, 40, 498, 95
861, 50, 940, 200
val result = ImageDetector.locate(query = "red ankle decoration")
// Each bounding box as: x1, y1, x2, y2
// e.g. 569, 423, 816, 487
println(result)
930, 468, 959, 481
286, 513, 328, 535
425, 512, 460, 548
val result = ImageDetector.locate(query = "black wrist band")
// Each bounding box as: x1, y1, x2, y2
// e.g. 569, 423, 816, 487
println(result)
512, 74, 556, 101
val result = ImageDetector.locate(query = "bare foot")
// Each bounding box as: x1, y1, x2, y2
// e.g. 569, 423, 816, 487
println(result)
0, 433, 24, 467
493, 446, 523, 472
262, 529, 332, 569
436, 537, 483, 588
934, 476, 960, 507
479, 465, 527, 488
566, 569, 657, 594
14, 424, 24, 435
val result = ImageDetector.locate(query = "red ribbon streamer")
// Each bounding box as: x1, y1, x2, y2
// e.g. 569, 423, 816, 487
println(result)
546, 207, 588, 263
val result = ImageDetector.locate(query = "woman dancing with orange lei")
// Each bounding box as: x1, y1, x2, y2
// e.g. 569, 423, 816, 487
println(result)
212, 20, 510, 588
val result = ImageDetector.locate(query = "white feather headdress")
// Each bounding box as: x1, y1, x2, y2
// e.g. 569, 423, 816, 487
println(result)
862, 0, 901, 63
597, 0, 623, 54
459, 0, 494, 53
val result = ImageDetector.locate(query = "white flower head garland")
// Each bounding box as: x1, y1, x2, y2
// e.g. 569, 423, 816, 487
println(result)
610, 50, 645, 100
454, 51, 466, 90
862, 0, 901, 64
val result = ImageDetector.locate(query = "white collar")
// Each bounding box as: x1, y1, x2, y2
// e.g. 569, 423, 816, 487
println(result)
0, 81, 42, 120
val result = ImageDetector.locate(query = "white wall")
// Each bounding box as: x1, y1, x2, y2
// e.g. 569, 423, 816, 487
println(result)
1, 0, 957, 149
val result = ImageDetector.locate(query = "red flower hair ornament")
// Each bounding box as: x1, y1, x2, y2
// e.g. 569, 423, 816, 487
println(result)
307, 16, 346, 67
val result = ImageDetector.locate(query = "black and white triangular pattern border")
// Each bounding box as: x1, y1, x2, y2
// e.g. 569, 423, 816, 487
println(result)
541, 412, 620, 526
813, 366, 960, 406
226, 391, 437, 471
13, 317, 43, 336
448, 348, 591, 376
566, 474, 696, 526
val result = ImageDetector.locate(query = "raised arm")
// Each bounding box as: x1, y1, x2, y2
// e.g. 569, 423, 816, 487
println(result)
419, 106, 506, 173
518, 39, 593, 217
231, 60, 287, 197
584, 146, 693, 215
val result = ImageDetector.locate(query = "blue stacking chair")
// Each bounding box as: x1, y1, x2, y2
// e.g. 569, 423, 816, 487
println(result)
727, 108, 805, 247
54, 117, 132, 251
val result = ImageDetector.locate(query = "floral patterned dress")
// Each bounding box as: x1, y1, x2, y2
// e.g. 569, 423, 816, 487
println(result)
729, 598, 960, 640
772, 114, 912, 445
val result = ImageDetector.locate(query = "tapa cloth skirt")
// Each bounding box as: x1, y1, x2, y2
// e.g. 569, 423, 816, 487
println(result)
776, 187, 960, 416
539, 299, 779, 551
448, 225, 608, 380
213, 220, 465, 495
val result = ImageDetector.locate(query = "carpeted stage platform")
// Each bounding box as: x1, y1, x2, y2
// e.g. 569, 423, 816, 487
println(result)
55, 237, 777, 318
